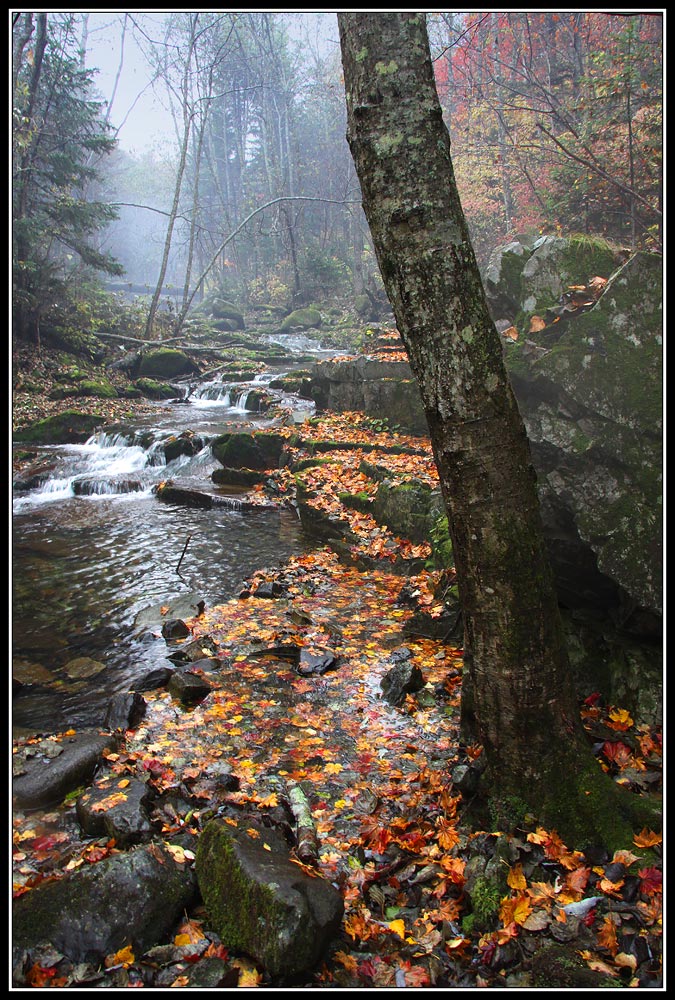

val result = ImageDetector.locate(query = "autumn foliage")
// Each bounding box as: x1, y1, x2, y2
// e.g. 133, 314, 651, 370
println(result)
12, 401, 662, 988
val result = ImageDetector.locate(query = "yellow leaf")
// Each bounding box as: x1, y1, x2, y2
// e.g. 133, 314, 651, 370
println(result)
507, 863, 527, 891
389, 919, 406, 939
615, 952, 638, 971
324, 762, 343, 774
513, 895, 533, 926
117, 778, 130, 789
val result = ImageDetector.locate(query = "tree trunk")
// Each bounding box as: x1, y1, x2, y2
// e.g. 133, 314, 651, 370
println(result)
337, 11, 655, 850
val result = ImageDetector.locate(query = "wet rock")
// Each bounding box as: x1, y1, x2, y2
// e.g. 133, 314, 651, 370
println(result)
76, 777, 155, 846
162, 618, 191, 640
62, 656, 106, 680
166, 634, 218, 664
195, 818, 343, 979
12, 729, 121, 809
104, 692, 147, 730
380, 660, 425, 706
297, 648, 340, 676
161, 431, 207, 464
133, 665, 174, 691
168, 665, 213, 706
12, 842, 197, 965
72, 476, 143, 496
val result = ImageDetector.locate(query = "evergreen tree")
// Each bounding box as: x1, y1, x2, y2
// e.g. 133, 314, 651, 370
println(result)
12, 13, 123, 344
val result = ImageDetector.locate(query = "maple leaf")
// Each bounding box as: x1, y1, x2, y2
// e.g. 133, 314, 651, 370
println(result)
602, 741, 633, 768
174, 918, 206, 947
232, 957, 262, 986
633, 828, 662, 848
596, 914, 619, 955
638, 866, 662, 894
507, 863, 527, 891
606, 707, 634, 731
388, 918, 406, 939
333, 950, 358, 973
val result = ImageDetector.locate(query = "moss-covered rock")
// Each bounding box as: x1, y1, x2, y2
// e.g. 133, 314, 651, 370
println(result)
12, 843, 197, 964
133, 377, 177, 400
138, 348, 198, 379
48, 378, 118, 400
211, 431, 286, 471
195, 819, 343, 978
279, 307, 323, 331
14, 410, 104, 444
210, 299, 245, 328
372, 478, 444, 543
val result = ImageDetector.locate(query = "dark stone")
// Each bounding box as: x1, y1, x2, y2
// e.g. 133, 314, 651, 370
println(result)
104, 692, 147, 731
161, 619, 191, 640
76, 777, 155, 846
297, 649, 340, 676
134, 665, 174, 691
380, 661, 425, 706
12, 842, 197, 965
12, 730, 121, 809
168, 666, 212, 706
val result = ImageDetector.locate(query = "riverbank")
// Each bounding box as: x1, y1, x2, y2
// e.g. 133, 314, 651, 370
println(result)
12, 382, 663, 988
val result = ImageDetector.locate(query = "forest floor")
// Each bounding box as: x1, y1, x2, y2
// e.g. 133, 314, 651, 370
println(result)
11, 343, 663, 990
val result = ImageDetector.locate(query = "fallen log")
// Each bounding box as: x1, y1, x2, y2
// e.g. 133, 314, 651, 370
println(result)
287, 783, 319, 865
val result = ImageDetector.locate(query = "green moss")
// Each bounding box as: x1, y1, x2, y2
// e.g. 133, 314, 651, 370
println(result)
133, 378, 176, 400
14, 410, 104, 444
467, 874, 503, 930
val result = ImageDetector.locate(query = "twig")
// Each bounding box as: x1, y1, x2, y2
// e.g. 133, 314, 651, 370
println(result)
176, 534, 191, 574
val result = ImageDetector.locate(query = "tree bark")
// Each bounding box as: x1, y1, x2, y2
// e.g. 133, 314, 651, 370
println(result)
337, 12, 655, 849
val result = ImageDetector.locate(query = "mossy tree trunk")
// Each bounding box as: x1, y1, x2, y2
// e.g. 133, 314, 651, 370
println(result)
337, 12, 654, 849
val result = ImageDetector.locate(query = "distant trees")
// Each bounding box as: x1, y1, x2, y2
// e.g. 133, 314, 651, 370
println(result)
12, 12, 123, 343
13, 12, 661, 340
427, 12, 662, 261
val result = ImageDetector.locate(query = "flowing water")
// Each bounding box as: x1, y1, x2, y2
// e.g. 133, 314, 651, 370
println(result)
12, 357, 324, 734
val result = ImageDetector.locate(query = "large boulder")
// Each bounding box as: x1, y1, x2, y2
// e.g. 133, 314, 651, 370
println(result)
505, 249, 662, 626
12, 843, 197, 965
138, 348, 199, 380
195, 818, 343, 979
306, 356, 428, 434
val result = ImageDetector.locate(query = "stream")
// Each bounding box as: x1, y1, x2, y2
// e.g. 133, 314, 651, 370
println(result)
12, 339, 334, 735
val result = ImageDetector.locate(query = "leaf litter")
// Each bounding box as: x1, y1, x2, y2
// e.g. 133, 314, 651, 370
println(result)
12, 410, 662, 989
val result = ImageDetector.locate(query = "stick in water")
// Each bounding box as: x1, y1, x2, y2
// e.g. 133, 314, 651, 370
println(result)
176, 534, 191, 574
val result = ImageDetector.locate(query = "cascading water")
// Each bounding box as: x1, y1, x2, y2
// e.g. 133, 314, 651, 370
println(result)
12, 372, 316, 734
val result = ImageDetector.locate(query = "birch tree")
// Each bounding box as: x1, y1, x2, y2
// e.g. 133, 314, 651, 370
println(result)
338, 11, 657, 849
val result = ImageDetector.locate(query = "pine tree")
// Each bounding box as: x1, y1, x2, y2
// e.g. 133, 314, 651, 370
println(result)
12, 13, 123, 344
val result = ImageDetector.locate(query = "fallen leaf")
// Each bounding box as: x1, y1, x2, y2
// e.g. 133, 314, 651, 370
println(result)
633, 828, 662, 848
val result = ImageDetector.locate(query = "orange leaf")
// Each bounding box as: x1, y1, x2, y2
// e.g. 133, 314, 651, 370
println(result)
502, 325, 519, 341
607, 707, 634, 731
104, 944, 135, 969
633, 828, 662, 848
529, 315, 546, 333
597, 914, 619, 955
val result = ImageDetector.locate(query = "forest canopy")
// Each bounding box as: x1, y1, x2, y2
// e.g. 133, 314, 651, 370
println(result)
12, 11, 662, 338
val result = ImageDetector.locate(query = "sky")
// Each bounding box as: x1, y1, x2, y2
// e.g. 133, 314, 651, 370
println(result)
84, 10, 339, 155
85, 12, 175, 154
